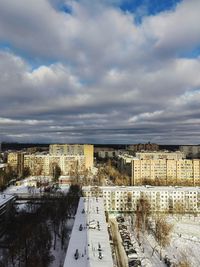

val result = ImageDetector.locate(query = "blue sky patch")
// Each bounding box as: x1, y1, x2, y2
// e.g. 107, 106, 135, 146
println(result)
120, 0, 182, 23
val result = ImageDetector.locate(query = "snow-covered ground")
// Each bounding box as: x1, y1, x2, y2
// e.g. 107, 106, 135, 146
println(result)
4, 184, 40, 194
123, 215, 165, 267
4, 176, 70, 196
165, 215, 200, 267
50, 218, 74, 267
118, 214, 200, 267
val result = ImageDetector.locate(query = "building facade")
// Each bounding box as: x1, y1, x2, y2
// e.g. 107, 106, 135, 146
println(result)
83, 186, 200, 213
49, 144, 94, 169
7, 152, 24, 176
7, 144, 94, 177
118, 152, 200, 186
135, 151, 185, 160
131, 159, 200, 186
24, 154, 86, 176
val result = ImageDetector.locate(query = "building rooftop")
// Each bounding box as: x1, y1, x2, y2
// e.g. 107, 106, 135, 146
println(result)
83, 186, 200, 193
0, 194, 15, 207
63, 197, 114, 267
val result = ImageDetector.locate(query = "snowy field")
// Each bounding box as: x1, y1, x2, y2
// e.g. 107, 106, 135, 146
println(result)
115, 214, 200, 267
165, 215, 200, 267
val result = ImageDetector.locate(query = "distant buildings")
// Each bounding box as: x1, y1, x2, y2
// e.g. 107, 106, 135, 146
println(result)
49, 144, 94, 170
83, 186, 200, 213
135, 151, 185, 160
118, 151, 200, 186
24, 154, 86, 176
128, 143, 159, 152
94, 147, 123, 159
7, 144, 94, 177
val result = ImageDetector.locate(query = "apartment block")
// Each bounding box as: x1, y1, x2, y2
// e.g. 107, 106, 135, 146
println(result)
94, 147, 123, 159
24, 154, 86, 176
118, 152, 200, 186
83, 186, 200, 213
7, 144, 94, 177
49, 144, 94, 169
131, 159, 200, 186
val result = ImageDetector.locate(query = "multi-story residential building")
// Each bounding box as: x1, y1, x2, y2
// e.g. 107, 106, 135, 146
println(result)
49, 144, 94, 169
83, 186, 200, 213
131, 159, 200, 185
117, 154, 134, 177
24, 154, 86, 176
94, 147, 124, 159
7, 152, 24, 176
118, 152, 200, 186
7, 144, 94, 177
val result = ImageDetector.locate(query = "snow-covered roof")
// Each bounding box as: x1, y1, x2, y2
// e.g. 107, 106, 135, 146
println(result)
63, 197, 114, 267
83, 185, 200, 193
0, 194, 15, 207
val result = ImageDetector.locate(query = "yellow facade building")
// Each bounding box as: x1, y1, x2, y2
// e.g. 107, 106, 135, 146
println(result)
7, 144, 94, 177
131, 159, 200, 186
49, 144, 94, 170
7, 152, 24, 176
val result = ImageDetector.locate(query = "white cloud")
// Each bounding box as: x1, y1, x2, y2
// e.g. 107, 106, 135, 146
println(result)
142, 0, 200, 55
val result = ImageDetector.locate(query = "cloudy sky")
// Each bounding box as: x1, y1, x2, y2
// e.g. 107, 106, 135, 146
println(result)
0, 0, 200, 144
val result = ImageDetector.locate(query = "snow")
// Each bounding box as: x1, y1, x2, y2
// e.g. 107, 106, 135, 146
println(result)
50, 218, 74, 267
83, 185, 200, 193
0, 193, 15, 206
164, 215, 200, 267
123, 214, 200, 267
4, 184, 40, 195
117, 215, 166, 267
63, 197, 114, 267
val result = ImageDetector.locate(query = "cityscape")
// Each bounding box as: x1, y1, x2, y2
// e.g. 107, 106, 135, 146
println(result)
0, 143, 200, 267
1, 0, 200, 267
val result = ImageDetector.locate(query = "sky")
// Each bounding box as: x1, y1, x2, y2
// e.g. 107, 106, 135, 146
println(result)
0, 0, 200, 144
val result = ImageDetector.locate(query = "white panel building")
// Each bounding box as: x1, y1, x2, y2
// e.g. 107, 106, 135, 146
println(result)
83, 186, 200, 213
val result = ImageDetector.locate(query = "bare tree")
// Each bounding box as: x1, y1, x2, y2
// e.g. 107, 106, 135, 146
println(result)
174, 200, 186, 220
51, 163, 61, 182
154, 215, 173, 259
135, 196, 151, 246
